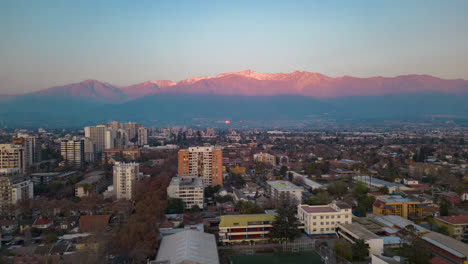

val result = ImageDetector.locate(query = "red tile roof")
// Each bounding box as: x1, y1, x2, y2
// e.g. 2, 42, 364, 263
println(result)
300, 205, 337, 213
33, 218, 53, 226
436, 215, 468, 225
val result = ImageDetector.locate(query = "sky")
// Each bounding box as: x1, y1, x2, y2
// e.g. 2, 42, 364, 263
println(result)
0, 0, 467, 93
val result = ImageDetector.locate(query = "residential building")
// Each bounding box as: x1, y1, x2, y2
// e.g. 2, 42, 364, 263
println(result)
122, 148, 140, 161
13, 137, 33, 169
138, 127, 148, 146
372, 195, 424, 221
337, 223, 384, 256
218, 214, 275, 244
84, 125, 107, 153
32, 218, 53, 229
0, 144, 24, 174
102, 148, 121, 164
60, 139, 84, 167
403, 178, 419, 185
167, 176, 204, 210
267, 180, 303, 204
298, 202, 353, 236
178, 146, 223, 186
0, 175, 33, 213
29, 171, 77, 185
123, 122, 141, 141
75, 172, 106, 197
253, 152, 276, 166
437, 191, 461, 206
153, 230, 219, 264
83, 137, 95, 162
113, 162, 140, 200
434, 215, 468, 241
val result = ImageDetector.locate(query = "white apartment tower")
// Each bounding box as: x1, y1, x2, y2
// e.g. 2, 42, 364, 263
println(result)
113, 162, 140, 200
138, 127, 148, 146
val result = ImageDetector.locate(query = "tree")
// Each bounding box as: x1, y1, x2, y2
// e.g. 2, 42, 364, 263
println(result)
351, 239, 369, 261
439, 198, 450, 216
334, 238, 352, 261
166, 198, 184, 214
378, 186, 389, 195
305, 190, 332, 205
189, 204, 201, 213
353, 181, 369, 196
402, 225, 432, 264
270, 207, 300, 241
435, 225, 450, 236
235, 200, 264, 214
427, 217, 435, 230
327, 181, 347, 196
280, 166, 288, 177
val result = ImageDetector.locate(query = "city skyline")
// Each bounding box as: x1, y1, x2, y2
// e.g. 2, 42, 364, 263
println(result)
1, 0, 468, 93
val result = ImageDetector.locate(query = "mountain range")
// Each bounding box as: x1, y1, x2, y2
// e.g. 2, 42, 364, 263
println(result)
1, 70, 468, 127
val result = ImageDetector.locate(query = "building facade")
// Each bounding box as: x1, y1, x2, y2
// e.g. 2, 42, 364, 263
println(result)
372, 195, 423, 221
434, 216, 468, 241
0, 144, 24, 174
178, 146, 223, 186
60, 139, 84, 167
167, 176, 204, 209
84, 125, 107, 153
113, 162, 140, 200
253, 152, 276, 166
138, 127, 148, 146
298, 202, 353, 236
218, 214, 275, 244
267, 180, 303, 205
0, 176, 33, 213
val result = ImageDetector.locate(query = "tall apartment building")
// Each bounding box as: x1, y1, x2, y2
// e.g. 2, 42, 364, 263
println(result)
178, 146, 223, 186
253, 152, 276, 166
60, 139, 84, 167
0, 175, 33, 213
167, 176, 204, 210
372, 195, 423, 221
83, 137, 95, 162
16, 133, 40, 163
0, 144, 24, 174
138, 127, 148, 146
113, 162, 140, 200
267, 180, 303, 205
298, 202, 353, 236
84, 125, 107, 153
105, 129, 129, 150
123, 122, 141, 140
13, 137, 33, 169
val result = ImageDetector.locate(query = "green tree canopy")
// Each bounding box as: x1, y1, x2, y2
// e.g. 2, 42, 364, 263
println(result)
166, 197, 184, 214
270, 207, 300, 241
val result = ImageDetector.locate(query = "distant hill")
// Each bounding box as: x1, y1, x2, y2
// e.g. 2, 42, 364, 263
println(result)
1, 70, 467, 127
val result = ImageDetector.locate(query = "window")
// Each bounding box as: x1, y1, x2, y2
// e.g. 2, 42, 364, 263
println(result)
320, 216, 323, 219
320, 222, 323, 225
321, 228, 324, 231
233, 223, 239, 226
313, 216, 316, 219
331, 216, 334, 219
326, 228, 329, 231
326, 216, 329, 219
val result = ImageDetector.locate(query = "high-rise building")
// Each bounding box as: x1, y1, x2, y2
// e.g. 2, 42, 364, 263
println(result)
138, 127, 148, 146
0, 175, 33, 213
0, 144, 24, 174
60, 139, 84, 167
113, 162, 140, 200
178, 146, 223, 186
123, 122, 141, 141
84, 125, 107, 153
83, 137, 95, 162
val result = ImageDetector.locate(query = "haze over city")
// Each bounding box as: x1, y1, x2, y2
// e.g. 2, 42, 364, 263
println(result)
1, 1, 468, 264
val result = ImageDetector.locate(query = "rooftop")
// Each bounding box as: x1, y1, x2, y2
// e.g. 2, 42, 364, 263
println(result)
353, 176, 407, 189
76, 174, 104, 185
338, 223, 381, 240
155, 230, 219, 264
436, 215, 468, 225
300, 205, 337, 214
219, 214, 275, 228
267, 180, 302, 191
376, 195, 420, 204
422, 231, 468, 258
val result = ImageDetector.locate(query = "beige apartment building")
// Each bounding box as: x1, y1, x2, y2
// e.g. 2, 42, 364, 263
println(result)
253, 152, 276, 166
298, 202, 353, 236
0, 144, 24, 174
167, 175, 204, 209
113, 162, 140, 200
